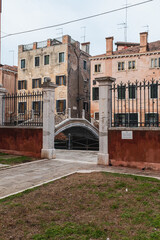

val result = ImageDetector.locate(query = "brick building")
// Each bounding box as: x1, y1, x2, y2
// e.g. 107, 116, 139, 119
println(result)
0, 65, 18, 94
18, 35, 90, 121
90, 32, 160, 125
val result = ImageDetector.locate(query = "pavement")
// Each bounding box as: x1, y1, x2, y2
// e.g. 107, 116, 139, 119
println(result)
0, 150, 159, 199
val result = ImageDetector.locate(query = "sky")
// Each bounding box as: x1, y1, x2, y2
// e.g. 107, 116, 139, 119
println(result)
1, 0, 160, 66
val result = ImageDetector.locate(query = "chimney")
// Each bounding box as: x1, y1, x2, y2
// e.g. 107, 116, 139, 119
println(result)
106, 37, 114, 56
140, 32, 148, 53
47, 39, 52, 47
62, 35, 71, 44
81, 42, 90, 54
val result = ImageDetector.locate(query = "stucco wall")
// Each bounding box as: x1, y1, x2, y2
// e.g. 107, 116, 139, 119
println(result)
0, 127, 42, 158
108, 128, 160, 170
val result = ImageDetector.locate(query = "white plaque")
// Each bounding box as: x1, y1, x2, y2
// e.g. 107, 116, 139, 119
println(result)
122, 131, 133, 140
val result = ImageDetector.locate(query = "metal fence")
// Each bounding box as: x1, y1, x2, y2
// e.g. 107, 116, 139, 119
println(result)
2, 92, 43, 126
111, 80, 160, 127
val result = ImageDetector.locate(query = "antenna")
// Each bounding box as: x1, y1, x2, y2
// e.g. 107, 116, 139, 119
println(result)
56, 28, 63, 37
81, 26, 86, 42
118, 0, 130, 42
143, 25, 149, 33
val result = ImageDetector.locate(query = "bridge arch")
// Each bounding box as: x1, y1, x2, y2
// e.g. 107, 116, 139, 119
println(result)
55, 118, 99, 150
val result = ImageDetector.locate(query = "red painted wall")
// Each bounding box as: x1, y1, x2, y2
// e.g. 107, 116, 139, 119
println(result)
109, 129, 160, 170
0, 127, 42, 158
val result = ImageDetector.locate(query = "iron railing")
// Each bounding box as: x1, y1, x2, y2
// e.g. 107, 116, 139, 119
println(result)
2, 92, 43, 126
111, 80, 160, 127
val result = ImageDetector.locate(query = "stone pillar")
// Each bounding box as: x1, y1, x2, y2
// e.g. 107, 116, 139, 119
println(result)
82, 109, 85, 119
41, 78, 57, 159
95, 77, 115, 165
0, 85, 7, 125
68, 108, 71, 119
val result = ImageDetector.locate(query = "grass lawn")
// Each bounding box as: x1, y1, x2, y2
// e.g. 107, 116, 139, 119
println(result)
0, 172, 159, 240
0, 153, 36, 165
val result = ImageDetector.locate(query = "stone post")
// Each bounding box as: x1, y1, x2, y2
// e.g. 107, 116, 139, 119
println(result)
82, 109, 85, 119
0, 85, 7, 125
95, 77, 115, 165
41, 78, 57, 159
68, 108, 71, 119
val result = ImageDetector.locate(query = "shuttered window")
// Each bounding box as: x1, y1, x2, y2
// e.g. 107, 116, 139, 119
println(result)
56, 75, 66, 86
18, 102, 27, 113
92, 87, 99, 100
32, 78, 42, 88
18, 80, 27, 90
56, 100, 66, 113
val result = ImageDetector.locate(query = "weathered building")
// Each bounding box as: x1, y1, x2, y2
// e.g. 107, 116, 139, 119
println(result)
90, 32, 160, 125
18, 35, 90, 121
0, 65, 17, 94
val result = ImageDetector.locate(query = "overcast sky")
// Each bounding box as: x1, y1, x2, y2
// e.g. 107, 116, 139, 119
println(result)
1, 0, 160, 66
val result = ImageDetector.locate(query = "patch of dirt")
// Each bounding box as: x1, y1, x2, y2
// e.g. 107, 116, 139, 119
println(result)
0, 172, 159, 240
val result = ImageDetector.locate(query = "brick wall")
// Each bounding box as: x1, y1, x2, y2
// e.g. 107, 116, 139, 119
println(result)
0, 127, 42, 158
109, 128, 160, 170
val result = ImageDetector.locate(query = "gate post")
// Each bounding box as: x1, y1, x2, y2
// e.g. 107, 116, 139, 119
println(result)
41, 78, 57, 159
95, 77, 115, 165
0, 85, 7, 125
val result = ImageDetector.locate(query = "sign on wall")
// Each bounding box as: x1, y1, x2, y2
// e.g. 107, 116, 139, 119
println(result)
121, 131, 133, 140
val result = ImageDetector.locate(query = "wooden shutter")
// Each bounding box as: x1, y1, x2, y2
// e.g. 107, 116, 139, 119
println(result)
18, 81, 21, 90
56, 76, 59, 85
25, 80, 27, 90
32, 79, 34, 88
63, 75, 66, 85
63, 100, 66, 112
56, 100, 59, 112
39, 78, 41, 88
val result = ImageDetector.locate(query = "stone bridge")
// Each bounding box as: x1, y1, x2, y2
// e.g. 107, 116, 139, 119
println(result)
55, 118, 99, 138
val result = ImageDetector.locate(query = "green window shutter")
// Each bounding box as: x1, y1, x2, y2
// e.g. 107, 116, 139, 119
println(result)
56, 100, 59, 112
24, 102, 27, 112
63, 76, 66, 85
18, 81, 21, 90
25, 80, 27, 90
39, 79, 41, 88
93, 88, 95, 100
32, 79, 34, 88
63, 100, 66, 112
56, 76, 59, 85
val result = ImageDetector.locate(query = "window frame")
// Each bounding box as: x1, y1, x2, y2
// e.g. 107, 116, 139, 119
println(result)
44, 55, 50, 65
35, 56, 40, 67
56, 75, 66, 86
118, 62, 125, 71
59, 52, 65, 63
83, 60, 87, 70
92, 87, 99, 101
117, 85, 126, 99
32, 78, 42, 89
18, 80, 27, 90
56, 99, 66, 113
21, 59, 26, 69
94, 64, 101, 73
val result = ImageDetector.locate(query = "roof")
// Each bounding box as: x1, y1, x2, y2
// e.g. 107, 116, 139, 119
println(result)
91, 40, 160, 58
115, 41, 139, 46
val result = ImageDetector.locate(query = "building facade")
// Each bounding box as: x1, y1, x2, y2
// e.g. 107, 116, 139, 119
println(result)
90, 32, 160, 126
0, 65, 18, 94
18, 35, 90, 121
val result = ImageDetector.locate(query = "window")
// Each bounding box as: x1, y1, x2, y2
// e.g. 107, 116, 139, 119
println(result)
95, 112, 99, 120
21, 59, 25, 69
32, 78, 42, 88
83, 102, 88, 112
56, 100, 66, 113
93, 80, 96, 85
129, 85, 136, 99
151, 58, 160, 68
35, 57, 40, 67
118, 62, 125, 71
83, 60, 87, 70
128, 61, 136, 70
59, 52, 64, 63
145, 113, 159, 127
18, 80, 27, 90
150, 83, 158, 99
118, 85, 126, 99
18, 102, 27, 114
95, 64, 101, 73
32, 101, 42, 115
56, 75, 66, 86
114, 113, 138, 127
44, 55, 49, 65
92, 87, 99, 100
